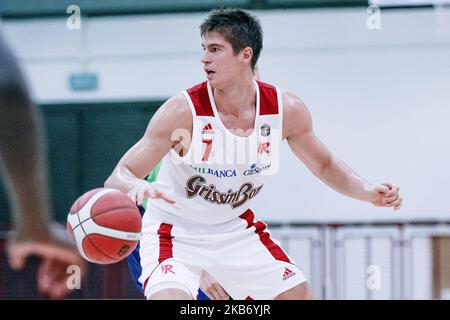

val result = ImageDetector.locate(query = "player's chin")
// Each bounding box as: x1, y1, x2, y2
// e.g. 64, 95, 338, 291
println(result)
207, 77, 224, 89
206, 76, 217, 85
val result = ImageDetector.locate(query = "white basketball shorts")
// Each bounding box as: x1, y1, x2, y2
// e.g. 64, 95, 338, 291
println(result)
138, 208, 306, 300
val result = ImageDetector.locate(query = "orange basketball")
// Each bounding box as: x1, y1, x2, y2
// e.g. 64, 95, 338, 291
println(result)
67, 188, 142, 264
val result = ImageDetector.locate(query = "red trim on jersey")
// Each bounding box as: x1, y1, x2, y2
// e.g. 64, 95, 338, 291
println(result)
256, 80, 279, 115
187, 82, 214, 116
143, 223, 174, 294
239, 209, 291, 263
245, 296, 254, 300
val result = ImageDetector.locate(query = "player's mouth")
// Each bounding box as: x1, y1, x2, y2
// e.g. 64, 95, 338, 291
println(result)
205, 69, 215, 79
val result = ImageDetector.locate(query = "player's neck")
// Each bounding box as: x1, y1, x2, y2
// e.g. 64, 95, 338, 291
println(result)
212, 72, 255, 117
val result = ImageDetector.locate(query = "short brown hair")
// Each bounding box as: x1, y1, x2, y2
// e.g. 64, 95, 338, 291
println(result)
200, 8, 263, 70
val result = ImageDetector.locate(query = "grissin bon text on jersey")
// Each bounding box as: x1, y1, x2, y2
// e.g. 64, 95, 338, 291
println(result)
185, 175, 263, 209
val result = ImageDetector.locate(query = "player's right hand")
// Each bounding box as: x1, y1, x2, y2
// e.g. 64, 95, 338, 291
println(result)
200, 270, 230, 300
127, 180, 175, 206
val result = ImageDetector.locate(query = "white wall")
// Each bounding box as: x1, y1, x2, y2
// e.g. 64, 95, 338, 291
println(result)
2, 8, 450, 222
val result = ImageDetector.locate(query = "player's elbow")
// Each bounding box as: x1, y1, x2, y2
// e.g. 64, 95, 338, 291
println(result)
313, 154, 333, 179
104, 164, 132, 190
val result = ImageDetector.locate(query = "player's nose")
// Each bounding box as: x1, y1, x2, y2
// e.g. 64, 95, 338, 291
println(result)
201, 51, 211, 64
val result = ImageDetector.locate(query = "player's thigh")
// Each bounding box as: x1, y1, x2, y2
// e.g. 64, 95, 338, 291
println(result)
274, 281, 314, 300
148, 283, 194, 300
150, 289, 191, 300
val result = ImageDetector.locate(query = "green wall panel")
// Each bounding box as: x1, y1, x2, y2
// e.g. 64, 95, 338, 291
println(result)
0, 101, 159, 226
81, 111, 152, 192
44, 112, 81, 223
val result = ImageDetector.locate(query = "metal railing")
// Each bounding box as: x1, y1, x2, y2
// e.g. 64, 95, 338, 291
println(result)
269, 221, 450, 300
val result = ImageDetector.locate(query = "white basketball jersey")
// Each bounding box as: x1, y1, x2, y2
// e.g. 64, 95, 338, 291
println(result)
145, 80, 283, 224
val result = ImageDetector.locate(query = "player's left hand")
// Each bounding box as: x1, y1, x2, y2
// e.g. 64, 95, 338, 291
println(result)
369, 182, 402, 211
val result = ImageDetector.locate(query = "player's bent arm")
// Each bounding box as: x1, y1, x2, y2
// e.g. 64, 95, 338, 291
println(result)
104, 93, 192, 195
282, 92, 377, 203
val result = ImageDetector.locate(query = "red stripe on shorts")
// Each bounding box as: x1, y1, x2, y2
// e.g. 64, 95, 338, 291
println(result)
143, 277, 150, 294
239, 209, 291, 263
158, 223, 174, 263
143, 223, 174, 294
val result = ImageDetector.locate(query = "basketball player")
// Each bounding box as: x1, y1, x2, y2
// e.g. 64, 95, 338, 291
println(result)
128, 64, 261, 300
0, 27, 86, 299
105, 8, 402, 300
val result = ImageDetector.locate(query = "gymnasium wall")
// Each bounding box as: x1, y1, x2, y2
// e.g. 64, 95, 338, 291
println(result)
1, 7, 449, 223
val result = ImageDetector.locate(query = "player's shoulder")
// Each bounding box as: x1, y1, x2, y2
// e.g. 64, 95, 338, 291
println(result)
161, 91, 190, 113
164, 81, 208, 113
281, 91, 312, 138
151, 92, 192, 131
281, 91, 310, 116
281, 91, 305, 109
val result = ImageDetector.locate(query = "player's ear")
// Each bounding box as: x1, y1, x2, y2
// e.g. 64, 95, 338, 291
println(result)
241, 47, 253, 64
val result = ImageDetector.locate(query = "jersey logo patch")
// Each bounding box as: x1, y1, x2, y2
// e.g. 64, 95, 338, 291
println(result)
261, 123, 270, 137
258, 142, 270, 155
283, 268, 296, 281
201, 123, 215, 134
